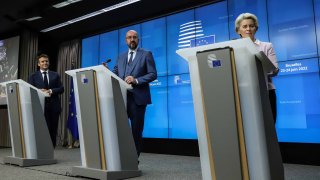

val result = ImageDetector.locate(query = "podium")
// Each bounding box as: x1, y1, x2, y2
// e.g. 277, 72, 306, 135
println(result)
0, 80, 56, 166
65, 65, 141, 180
176, 38, 284, 180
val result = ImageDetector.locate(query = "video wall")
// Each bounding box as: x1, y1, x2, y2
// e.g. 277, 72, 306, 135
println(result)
82, 0, 320, 143
0, 36, 20, 105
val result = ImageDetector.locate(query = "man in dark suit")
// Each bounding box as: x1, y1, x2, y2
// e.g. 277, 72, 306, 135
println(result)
29, 54, 64, 147
113, 30, 157, 157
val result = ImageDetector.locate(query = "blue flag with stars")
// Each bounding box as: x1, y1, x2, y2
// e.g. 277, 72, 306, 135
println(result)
67, 78, 79, 140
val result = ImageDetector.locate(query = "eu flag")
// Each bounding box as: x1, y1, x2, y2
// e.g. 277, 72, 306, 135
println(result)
212, 60, 221, 67
190, 35, 215, 47
67, 78, 79, 140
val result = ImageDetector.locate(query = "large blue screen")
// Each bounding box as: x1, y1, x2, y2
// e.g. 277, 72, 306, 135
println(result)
82, 35, 99, 68
99, 30, 118, 70
141, 18, 167, 76
81, 0, 320, 143
144, 77, 168, 138
315, 0, 320, 55
195, 1, 229, 44
167, 10, 194, 75
268, 0, 317, 61
168, 74, 197, 139
274, 58, 320, 142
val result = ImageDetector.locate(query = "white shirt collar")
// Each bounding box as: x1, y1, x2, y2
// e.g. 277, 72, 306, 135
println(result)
128, 47, 138, 55
40, 69, 48, 73
254, 39, 261, 45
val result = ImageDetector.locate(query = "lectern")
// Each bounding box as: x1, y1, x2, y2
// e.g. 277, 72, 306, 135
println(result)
0, 79, 56, 166
65, 65, 141, 180
176, 38, 284, 180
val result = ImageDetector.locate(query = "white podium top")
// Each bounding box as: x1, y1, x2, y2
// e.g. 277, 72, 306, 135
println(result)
176, 38, 275, 72
0, 79, 49, 98
65, 65, 132, 90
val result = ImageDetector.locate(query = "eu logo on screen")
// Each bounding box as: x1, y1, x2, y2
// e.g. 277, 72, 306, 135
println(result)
190, 35, 215, 47
178, 20, 215, 49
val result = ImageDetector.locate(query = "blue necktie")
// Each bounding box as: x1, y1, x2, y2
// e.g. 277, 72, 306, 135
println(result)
43, 72, 49, 89
128, 51, 133, 65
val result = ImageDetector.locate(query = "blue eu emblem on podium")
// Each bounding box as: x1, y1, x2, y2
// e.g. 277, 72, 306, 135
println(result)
9, 85, 14, 93
81, 74, 88, 84
212, 60, 221, 67
207, 53, 222, 68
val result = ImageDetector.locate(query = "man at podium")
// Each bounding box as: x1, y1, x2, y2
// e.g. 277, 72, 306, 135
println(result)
113, 30, 157, 157
235, 13, 279, 123
29, 54, 64, 147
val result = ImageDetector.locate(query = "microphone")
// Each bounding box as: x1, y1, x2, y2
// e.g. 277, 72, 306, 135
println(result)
102, 59, 111, 68
105, 59, 111, 63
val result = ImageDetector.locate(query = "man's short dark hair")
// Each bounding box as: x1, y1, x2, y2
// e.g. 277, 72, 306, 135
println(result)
37, 54, 49, 61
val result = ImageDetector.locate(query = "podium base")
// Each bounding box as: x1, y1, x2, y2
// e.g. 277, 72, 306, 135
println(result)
4, 156, 57, 167
72, 166, 142, 180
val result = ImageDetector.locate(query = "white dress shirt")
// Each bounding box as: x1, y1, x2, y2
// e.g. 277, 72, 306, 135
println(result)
40, 69, 49, 84
127, 48, 137, 63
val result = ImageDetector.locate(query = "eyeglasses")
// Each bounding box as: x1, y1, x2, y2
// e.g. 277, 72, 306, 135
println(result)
126, 36, 138, 40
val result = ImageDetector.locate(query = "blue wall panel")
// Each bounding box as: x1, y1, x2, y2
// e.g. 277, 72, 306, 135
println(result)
268, 0, 317, 61
81, 35, 99, 67
141, 18, 167, 76
144, 77, 169, 138
274, 58, 320, 142
99, 30, 118, 70
315, 0, 320, 56
195, 1, 229, 44
167, 10, 194, 75
168, 74, 197, 139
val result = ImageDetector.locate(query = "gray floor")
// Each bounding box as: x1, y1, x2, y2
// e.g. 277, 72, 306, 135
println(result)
1, 147, 320, 180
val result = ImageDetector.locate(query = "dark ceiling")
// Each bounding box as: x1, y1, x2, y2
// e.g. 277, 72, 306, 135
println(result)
0, 0, 218, 43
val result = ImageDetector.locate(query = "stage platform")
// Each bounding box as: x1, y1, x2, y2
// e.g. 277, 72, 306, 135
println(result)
0, 147, 319, 179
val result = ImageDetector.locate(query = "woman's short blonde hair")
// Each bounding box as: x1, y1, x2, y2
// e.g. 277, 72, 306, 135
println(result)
235, 13, 259, 32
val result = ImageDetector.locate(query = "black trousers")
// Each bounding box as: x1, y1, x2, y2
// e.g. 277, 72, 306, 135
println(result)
127, 92, 147, 157
269, 89, 277, 124
44, 101, 60, 148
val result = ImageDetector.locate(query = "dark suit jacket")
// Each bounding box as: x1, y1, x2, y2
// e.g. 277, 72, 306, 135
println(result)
28, 71, 64, 113
113, 48, 157, 105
